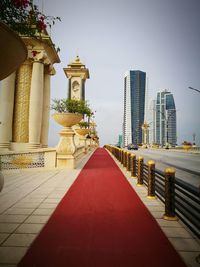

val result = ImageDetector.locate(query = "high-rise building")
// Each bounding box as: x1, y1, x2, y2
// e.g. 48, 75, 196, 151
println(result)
155, 90, 177, 147
123, 70, 146, 147
146, 99, 156, 144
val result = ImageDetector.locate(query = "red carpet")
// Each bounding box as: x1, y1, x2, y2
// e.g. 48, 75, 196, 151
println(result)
18, 148, 187, 267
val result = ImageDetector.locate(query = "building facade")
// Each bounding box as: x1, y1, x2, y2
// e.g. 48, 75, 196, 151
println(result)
155, 90, 177, 147
123, 70, 146, 147
0, 32, 60, 151
146, 99, 156, 145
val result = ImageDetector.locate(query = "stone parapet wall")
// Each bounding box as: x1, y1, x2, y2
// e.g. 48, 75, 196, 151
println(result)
0, 146, 91, 171
0, 148, 56, 171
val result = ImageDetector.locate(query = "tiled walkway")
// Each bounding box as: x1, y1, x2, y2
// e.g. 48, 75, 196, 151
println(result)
0, 149, 199, 267
0, 152, 94, 266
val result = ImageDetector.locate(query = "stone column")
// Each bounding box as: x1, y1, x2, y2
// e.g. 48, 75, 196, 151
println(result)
40, 66, 52, 147
0, 72, 16, 150
29, 60, 44, 148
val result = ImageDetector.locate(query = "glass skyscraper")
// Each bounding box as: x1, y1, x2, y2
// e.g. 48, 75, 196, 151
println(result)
155, 90, 177, 147
147, 99, 156, 144
123, 70, 146, 147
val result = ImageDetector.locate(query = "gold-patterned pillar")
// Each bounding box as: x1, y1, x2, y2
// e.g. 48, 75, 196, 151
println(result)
12, 62, 32, 143
0, 72, 16, 150
29, 58, 44, 148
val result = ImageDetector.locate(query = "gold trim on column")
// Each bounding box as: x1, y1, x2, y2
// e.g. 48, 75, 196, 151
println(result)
13, 61, 32, 142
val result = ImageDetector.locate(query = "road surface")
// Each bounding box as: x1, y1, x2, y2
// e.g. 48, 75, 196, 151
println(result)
128, 148, 200, 187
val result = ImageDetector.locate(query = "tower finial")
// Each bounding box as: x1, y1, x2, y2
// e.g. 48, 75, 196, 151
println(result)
75, 55, 80, 63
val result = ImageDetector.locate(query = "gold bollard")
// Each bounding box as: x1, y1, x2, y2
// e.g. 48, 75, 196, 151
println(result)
123, 150, 126, 167
130, 154, 137, 178
163, 167, 177, 220
126, 152, 131, 172
124, 151, 128, 168
147, 160, 156, 199
137, 156, 144, 186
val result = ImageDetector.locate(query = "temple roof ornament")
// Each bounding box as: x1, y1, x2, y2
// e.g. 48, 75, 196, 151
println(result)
64, 56, 90, 79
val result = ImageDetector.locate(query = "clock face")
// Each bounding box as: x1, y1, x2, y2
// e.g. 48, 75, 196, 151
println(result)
72, 81, 80, 92
71, 80, 80, 100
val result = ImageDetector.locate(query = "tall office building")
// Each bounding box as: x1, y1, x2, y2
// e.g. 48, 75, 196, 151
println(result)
155, 90, 177, 147
123, 70, 146, 147
147, 99, 156, 144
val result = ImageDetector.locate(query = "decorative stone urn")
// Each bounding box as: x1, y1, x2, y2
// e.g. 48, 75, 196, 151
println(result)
52, 113, 83, 154
183, 145, 192, 151
75, 128, 89, 136
52, 113, 83, 168
53, 113, 83, 128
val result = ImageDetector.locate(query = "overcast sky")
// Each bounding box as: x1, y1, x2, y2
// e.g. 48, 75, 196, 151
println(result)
39, 0, 200, 146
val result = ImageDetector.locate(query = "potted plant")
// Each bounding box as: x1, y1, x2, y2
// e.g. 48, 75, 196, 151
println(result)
0, 0, 61, 37
79, 121, 90, 128
0, 0, 61, 80
75, 121, 90, 136
51, 98, 90, 127
90, 130, 97, 139
51, 98, 91, 157
182, 141, 192, 151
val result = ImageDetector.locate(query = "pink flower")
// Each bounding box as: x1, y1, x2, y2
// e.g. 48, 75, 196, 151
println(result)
38, 19, 47, 31
12, 0, 30, 8
32, 51, 37, 57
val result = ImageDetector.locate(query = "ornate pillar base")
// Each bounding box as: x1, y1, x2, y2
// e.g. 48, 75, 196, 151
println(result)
42, 144, 48, 148
56, 127, 77, 169
0, 172, 4, 192
10, 142, 31, 151
79, 136, 88, 154
28, 143, 41, 149
56, 127, 76, 154
86, 139, 91, 151
0, 142, 10, 151
56, 155, 75, 169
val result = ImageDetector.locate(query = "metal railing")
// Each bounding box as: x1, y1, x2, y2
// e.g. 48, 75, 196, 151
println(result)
105, 145, 200, 239
175, 178, 200, 238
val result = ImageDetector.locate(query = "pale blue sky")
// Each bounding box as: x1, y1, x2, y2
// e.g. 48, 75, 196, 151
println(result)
37, 0, 200, 146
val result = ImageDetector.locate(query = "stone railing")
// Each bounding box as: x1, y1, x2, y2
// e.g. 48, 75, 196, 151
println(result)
0, 143, 95, 171
0, 148, 56, 171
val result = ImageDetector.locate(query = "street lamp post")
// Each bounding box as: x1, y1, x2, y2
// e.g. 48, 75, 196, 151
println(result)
188, 87, 200, 264
188, 87, 200, 93
142, 121, 150, 148
192, 133, 196, 146
188, 86, 199, 147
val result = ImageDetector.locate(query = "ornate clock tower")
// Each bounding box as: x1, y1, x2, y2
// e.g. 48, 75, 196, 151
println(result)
63, 56, 90, 100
